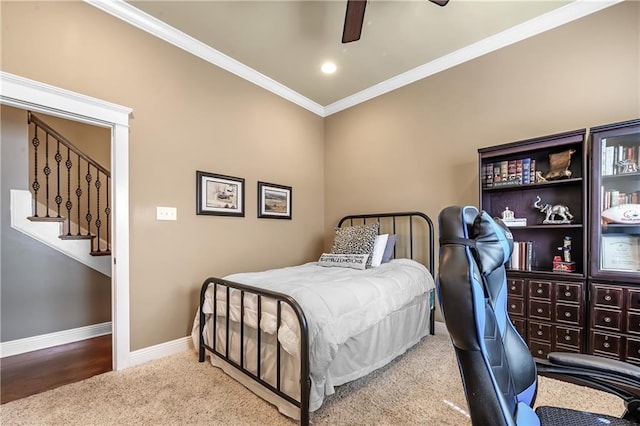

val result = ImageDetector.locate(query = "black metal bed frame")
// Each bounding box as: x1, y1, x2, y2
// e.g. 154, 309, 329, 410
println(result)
198, 211, 435, 426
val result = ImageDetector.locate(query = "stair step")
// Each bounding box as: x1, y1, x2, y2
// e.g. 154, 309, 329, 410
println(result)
28, 216, 65, 223
90, 250, 111, 257
59, 234, 95, 241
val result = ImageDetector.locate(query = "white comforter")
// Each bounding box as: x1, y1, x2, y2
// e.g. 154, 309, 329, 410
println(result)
194, 258, 435, 410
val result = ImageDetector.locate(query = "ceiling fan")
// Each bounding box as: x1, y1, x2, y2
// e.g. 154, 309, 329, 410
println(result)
342, 0, 449, 43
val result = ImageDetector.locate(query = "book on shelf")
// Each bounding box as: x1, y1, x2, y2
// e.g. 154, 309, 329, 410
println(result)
507, 241, 533, 271
484, 163, 493, 187
530, 159, 536, 183
604, 145, 615, 176
507, 160, 517, 183
522, 158, 531, 184
494, 164, 501, 185
503, 218, 527, 227
500, 161, 509, 185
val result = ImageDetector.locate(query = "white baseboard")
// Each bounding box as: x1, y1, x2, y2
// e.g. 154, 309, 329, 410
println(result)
0, 322, 112, 358
434, 320, 449, 335
128, 336, 193, 367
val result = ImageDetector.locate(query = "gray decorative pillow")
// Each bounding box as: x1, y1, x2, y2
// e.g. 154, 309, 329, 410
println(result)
331, 223, 380, 267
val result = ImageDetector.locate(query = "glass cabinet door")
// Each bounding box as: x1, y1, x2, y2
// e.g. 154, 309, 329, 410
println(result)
589, 119, 640, 282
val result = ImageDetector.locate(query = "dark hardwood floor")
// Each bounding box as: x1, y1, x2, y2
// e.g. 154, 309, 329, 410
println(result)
1, 334, 112, 404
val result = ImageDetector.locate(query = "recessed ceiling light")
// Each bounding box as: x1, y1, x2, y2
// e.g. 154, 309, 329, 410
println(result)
321, 62, 337, 74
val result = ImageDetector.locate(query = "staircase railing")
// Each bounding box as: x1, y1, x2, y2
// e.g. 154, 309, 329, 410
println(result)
27, 112, 111, 255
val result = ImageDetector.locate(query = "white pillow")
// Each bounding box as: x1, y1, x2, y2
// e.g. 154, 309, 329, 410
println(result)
318, 253, 369, 270
370, 234, 389, 267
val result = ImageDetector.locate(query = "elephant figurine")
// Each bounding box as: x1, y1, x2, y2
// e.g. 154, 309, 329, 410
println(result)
533, 196, 573, 224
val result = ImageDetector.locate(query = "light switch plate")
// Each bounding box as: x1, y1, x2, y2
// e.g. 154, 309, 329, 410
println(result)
156, 206, 177, 221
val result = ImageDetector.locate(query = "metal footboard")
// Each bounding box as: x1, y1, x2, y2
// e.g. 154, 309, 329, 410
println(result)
198, 277, 310, 425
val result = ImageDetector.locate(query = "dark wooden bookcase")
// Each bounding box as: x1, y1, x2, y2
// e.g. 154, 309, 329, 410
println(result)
478, 129, 588, 360
588, 119, 640, 364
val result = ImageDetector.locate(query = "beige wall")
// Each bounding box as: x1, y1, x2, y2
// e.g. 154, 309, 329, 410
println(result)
1, 1, 325, 349
324, 1, 639, 248
2, 1, 639, 349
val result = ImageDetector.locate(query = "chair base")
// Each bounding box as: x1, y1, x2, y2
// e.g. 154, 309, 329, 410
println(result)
536, 406, 638, 426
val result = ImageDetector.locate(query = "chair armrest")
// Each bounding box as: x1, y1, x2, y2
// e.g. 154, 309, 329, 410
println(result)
536, 352, 640, 423
546, 352, 640, 382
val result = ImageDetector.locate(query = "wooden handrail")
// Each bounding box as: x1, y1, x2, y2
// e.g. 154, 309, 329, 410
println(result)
28, 112, 110, 177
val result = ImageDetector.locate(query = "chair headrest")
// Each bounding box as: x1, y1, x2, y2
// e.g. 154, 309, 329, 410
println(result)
471, 211, 514, 275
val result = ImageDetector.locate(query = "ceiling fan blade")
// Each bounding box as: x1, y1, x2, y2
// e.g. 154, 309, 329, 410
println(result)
342, 0, 367, 43
429, 0, 449, 6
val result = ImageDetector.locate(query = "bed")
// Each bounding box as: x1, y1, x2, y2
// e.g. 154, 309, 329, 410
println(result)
192, 212, 436, 425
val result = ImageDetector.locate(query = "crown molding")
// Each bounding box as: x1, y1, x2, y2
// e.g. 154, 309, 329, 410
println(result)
324, 0, 622, 116
85, 0, 325, 117
86, 0, 621, 118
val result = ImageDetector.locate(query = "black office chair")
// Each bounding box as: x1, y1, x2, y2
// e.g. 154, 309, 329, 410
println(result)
436, 205, 640, 426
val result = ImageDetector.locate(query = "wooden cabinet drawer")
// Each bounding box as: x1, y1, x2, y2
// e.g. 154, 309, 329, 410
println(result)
592, 285, 624, 308
626, 338, 640, 363
530, 341, 551, 359
591, 332, 622, 358
529, 281, 552, 300
529, 300, 551, 321
529, 321, 552, 342
555, 326, 582, 349
511, 318, 527, 340
556, 304, 581, 325
508, 297, 525, 316
627, 312, 640, 335
555, 282, 582, 304
507, 279, 525, 297
628, 290, 640, 312
592, 308, 622, 332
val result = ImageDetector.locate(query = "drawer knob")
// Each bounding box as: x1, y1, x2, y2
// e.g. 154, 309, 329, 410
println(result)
564, 312, 571, 318
565, 291, 571, 297
537, 308, 543, 314
604, 295, 612, 302
564, 335, 571, 341
537, 349, 543, 355
511, 304, 516, 309
604, 317, 611, 323
537, 289, 543, 294
537, 330, 543, 336
603, 342, 610, 348
511, 286, 516, 291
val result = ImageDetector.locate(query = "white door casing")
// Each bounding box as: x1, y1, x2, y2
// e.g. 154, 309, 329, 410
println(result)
0, 71, 132, 370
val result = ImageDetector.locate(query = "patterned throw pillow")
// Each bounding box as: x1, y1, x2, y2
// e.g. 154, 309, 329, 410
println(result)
331, 223, 380, 267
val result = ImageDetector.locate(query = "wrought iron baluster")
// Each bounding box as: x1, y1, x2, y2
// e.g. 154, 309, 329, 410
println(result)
44, 133, 51, 217
86, 164, 93, 238
31, 126, 40, 217
76, 153, 82, 235
105, 178, 110, 252
65, 147, 73, 236
94, 171, 102, 252
54, 139, 62, 217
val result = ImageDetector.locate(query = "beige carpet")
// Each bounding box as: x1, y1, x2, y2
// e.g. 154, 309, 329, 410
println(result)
0, 332, 624, 425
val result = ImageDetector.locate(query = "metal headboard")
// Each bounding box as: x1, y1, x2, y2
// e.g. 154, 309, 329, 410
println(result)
337, 211, 435, 273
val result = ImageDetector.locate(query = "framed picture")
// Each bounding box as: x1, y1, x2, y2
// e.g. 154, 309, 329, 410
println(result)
601, 235, 640, 272
258, 181, 292, 219
196, 171, 244, 217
